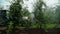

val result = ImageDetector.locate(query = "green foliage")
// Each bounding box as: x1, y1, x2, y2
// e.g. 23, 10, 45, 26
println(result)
44, 9, 56, 24
9, 0, 22, 26
56, 6, 60, 24
7, 21, 13, 34
30, 22, 41, 28
7, 0, 22, 34
33, 0, 46, 28
6, 0, 60, 31
7, 0, 31, 28
22, 9, 30, 16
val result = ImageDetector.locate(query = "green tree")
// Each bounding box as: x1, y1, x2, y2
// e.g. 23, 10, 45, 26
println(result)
7, 0, 22, 34
9, 0, 22, 27
33, 0, 46, 28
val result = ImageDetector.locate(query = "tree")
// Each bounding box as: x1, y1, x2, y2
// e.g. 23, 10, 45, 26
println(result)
33, 0, 46, 28
9, 0, 22, 26
7, 0, 22, 34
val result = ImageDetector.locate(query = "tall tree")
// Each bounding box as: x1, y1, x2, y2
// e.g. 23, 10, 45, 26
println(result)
33, 0, 46, 28
7, 0, 22, 34
9, 0, 22, 27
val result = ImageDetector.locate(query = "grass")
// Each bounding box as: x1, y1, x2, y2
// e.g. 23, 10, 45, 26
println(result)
42, 24, 60, 29
29, 23, 60, 29
7, 22, 60, 29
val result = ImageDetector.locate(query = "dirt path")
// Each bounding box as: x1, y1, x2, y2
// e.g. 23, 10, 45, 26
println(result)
0, 27, 60, 34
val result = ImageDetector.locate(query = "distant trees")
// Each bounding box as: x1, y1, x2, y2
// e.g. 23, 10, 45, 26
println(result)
0, 5, 3, 10
44, 8, 56, 24
56, 6, 60, 24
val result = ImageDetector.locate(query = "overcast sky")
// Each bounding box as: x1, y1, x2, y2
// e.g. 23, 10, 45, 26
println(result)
44, 0, 58, 7
0, 0, 59, 12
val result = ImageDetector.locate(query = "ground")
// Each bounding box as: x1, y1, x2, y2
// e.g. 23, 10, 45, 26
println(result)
0, 27, 60, 34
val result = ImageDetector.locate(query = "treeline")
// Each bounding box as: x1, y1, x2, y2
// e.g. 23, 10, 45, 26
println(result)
0, 0, 60, 34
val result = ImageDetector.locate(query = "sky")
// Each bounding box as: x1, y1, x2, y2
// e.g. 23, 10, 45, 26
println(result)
0, 0, 10, 9
44, 0, 59, 7
22, 0, 37, 13
0, 0, 4, 4
0, 0, 59, 11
